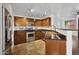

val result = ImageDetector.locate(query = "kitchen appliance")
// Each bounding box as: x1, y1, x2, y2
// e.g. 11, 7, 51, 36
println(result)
26, 32, 35, 42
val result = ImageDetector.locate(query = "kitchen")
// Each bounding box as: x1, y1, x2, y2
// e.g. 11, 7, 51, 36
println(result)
0, 3, 78, 55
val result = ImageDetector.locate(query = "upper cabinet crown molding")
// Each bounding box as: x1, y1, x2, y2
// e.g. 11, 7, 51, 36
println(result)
14, 15, 51, 19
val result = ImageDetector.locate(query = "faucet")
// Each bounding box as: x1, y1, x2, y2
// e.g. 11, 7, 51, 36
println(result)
51, 25, 58, 39
51, 25, 56, 32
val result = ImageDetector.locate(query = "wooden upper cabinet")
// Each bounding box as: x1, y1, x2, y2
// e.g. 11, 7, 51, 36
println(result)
26, 18, 34, 26
14, 16, 27, 26
42, 17, 51, 26
34, 17, 51, 26
14, 16, 51, 26
34, 19, 42, 26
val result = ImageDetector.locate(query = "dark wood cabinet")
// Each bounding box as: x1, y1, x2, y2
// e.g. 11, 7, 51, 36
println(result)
14, 31, 26, 45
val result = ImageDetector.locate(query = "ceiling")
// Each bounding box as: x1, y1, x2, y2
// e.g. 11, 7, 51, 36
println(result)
10, 3, 79, 18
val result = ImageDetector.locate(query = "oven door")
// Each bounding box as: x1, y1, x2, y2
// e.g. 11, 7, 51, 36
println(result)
26, 32, 35, 42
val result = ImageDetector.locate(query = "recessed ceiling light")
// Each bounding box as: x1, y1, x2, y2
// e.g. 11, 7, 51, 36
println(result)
30, 9, 35, 13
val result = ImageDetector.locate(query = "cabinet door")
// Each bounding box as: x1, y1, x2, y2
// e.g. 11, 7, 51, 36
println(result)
46, 40, 60, 55
14, 31, 26, 45
26, 18, 34, 26
59, 40, 66, 55
42, 17, 51, 26
14, 16, 27, 26
34, 20, 42, 26
35, 31, 42, 40
46, 40, 66, 55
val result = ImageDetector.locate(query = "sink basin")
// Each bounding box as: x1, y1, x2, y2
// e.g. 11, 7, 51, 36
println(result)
45, 31, 66, 40
56, 33, 66, 40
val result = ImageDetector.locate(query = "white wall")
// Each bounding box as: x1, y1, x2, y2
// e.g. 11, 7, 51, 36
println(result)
52, 5, 78, 36
0, 3, 2, 55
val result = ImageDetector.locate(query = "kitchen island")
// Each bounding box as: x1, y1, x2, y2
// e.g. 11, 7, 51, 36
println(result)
45, 39, 66, 55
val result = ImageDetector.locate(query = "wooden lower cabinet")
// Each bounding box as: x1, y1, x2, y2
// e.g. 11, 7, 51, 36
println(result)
35, 31, 42, 40
14, 31, 26, 45
59, 40, 66, 55
45, 40, 66, 55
